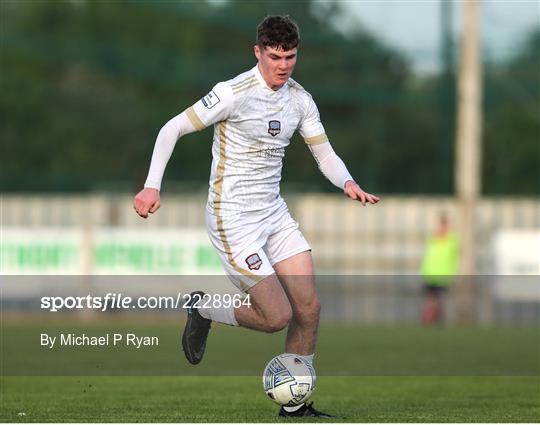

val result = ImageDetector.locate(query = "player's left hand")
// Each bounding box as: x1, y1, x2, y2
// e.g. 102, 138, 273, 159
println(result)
344, 180, 380, 206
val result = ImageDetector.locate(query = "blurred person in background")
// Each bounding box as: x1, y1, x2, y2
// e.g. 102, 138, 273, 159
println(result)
420, 213, 459, 325
133, 15, 379, 418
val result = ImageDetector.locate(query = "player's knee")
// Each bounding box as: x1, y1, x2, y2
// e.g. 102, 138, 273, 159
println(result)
264, 308, 292, 333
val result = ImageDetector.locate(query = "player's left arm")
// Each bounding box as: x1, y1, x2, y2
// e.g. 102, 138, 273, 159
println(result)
298, 93, 380, 206
309, 142, 379, 205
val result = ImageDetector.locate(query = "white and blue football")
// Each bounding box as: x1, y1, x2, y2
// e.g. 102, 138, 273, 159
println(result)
262, 353, 316, 406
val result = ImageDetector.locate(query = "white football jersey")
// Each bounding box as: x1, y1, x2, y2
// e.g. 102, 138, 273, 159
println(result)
186, 65, 328, 217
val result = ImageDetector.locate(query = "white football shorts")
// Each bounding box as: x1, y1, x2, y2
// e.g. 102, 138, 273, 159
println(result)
205, 201, 311, 292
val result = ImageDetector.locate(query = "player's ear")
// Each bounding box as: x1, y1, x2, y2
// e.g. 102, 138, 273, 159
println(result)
254, 45, 261, 61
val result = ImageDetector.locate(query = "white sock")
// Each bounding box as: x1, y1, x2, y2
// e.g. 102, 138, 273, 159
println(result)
285, 352, 315, 366
299, 353, 314, 366
198, 304, 238, 326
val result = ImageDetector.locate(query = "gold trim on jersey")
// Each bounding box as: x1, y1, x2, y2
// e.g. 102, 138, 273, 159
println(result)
230, 75, 256, 90
304, 134, 328, 145
185, 106, 205, 131
233, 81, 260, 95
213, 122, 263, 290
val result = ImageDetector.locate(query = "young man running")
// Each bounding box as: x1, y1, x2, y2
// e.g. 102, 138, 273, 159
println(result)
134, 15, 379, 418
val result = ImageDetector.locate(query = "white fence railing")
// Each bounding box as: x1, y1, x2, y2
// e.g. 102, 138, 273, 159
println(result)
2, 194, 538, 274
2, 194, 539, 324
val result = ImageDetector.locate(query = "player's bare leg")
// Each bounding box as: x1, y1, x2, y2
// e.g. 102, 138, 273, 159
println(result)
234, 274, 293, 333
272, 251, 339, 418
273, 251, 320, 355
182, 274, 291, 364
422, 292, 443, 325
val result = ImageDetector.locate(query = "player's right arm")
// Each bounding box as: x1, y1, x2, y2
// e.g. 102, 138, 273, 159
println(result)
133, 82, 233, 218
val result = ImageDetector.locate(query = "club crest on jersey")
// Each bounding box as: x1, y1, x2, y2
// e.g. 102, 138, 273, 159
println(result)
268, 120, 281, 137
246, 253, 262, 270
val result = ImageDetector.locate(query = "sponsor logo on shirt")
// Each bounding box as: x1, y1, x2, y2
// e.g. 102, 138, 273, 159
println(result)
202, 90, 220, 109
248, 141, 285, 159
268, 120, 281, 137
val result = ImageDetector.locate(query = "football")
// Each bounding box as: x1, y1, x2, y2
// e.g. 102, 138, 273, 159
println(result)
262, 354, 316, 406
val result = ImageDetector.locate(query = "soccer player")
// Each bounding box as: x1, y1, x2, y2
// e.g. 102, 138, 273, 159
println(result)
133, 15, 379, 418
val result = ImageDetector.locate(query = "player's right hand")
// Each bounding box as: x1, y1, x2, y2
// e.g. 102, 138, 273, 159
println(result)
133, 187, 161, 219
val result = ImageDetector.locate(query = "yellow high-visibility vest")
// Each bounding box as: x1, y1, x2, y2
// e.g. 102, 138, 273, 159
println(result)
421, 233, 459, 286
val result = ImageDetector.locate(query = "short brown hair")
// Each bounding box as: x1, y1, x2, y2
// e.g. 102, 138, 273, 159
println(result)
256, 15, 300, 51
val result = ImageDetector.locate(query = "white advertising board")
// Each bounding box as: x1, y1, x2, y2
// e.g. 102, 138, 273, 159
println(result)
492, 229, 540, 301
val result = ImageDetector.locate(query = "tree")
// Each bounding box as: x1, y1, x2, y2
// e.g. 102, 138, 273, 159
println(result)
482, 29, 540, 195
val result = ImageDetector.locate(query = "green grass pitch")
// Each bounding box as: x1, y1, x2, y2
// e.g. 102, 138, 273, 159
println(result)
1, 320, 539, 422
2, 376, 539, 422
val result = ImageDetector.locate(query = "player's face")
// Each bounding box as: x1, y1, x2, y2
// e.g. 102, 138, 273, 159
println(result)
254, 45, 297, 90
